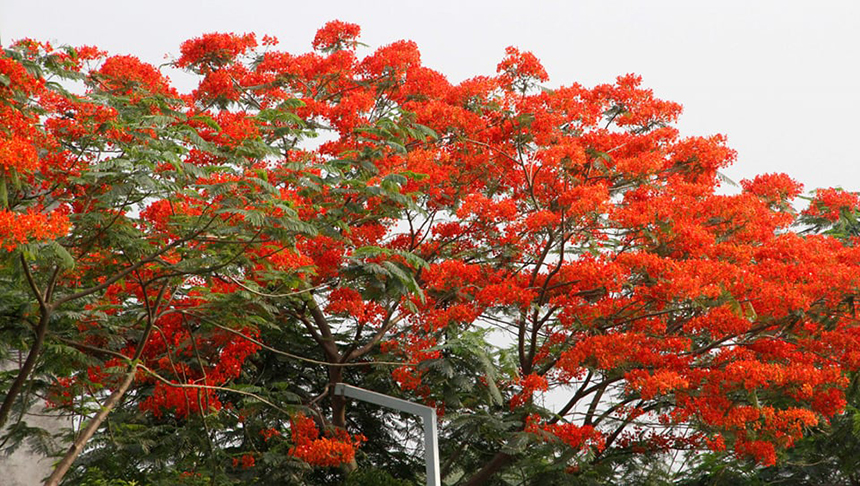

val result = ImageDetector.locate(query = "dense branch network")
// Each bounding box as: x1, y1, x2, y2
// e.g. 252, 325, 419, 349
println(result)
2, 20, 860, 485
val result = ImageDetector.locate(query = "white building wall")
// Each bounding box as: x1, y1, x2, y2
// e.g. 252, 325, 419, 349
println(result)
1, 356, 68, 485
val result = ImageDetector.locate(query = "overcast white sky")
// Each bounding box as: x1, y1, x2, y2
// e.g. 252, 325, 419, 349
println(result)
2, 0, 859, 192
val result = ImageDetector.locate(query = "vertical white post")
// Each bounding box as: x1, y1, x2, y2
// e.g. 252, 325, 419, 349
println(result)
422, 407, 441, 486
333, 383, 441, 486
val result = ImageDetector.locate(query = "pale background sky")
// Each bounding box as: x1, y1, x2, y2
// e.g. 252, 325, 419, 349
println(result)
2, 0, 858, 192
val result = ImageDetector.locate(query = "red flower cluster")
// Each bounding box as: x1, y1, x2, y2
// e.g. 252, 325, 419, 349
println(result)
97, 55, 176, 97
0, 134, 38, 174
312, 20, 361, 52
136, 322, 261, 419
0, 209, 70, 251
524, 414, 605, 452
0, 54, 43, 96
232, 454, 255, 470
741, 172, 804, 203
288, 413, 365, 467
804, 187, 860, 221
497, 46, 549, 86
177, 32, 257, 71
509, 374, 548, 409
260, 427, 281, 441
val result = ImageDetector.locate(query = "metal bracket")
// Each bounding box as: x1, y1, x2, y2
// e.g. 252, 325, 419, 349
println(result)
334, 383, 440, 486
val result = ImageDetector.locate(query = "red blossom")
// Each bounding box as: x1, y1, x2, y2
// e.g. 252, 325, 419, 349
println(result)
232, 454, 255, 469
177, 32, 257, 71
741, 172, 803, 202
288, 413, 365, 467
0, 209, 70, 251
312, 20, 361, 52
497, 46, 549, 86
804, 187, 860, 221
96, 55, 175, 97
510, 374, 548, 409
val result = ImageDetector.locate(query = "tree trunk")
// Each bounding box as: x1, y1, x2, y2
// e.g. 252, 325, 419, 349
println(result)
0, 311, 50, 430
461, 451, 515, 486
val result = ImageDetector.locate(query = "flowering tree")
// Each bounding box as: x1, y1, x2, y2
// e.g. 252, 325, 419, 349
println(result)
2, 21, 860, 485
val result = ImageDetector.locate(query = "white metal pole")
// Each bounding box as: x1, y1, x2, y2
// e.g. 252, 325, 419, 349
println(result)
422, 406, 440, 486
333, 383, 441, 486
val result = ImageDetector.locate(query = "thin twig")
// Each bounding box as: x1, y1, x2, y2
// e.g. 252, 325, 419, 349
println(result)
138, 364, 293, 416
183, 311, 417, 368
222, 275, 331, 299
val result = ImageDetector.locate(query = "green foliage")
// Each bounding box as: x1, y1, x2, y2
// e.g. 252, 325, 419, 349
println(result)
345, 469, 417, 486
